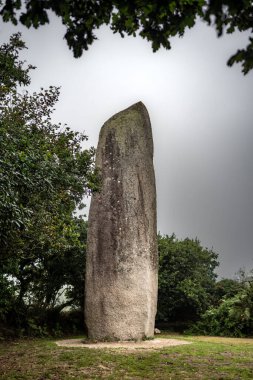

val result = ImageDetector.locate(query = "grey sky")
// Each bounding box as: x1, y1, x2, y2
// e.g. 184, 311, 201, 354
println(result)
1, 16, 253, 278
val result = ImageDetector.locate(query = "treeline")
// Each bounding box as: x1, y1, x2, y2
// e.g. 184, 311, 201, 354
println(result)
1, 35, 252, 339
157, 235, 253, 337
0, 34, 98, 338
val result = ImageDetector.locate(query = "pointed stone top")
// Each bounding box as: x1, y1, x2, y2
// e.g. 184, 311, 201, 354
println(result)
104, 101, 150, 126
127, 101, 147, 111
118, 101, 148, 116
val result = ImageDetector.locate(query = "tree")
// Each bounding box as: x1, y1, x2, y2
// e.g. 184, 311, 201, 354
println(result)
157, 234, 219, 325
0, 33, 98, 335
0, 1, 253, 74
188, 268, 253, 337
213, 278, 244, 306
191, 276, 253, 337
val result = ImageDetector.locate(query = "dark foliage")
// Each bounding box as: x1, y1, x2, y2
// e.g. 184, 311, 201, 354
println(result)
0, 34, 97, 338
157, 234, 219, 325
0, 1, 252, 73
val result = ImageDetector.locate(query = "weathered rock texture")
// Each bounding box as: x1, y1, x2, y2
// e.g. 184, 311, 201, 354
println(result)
85, 102, 158, 341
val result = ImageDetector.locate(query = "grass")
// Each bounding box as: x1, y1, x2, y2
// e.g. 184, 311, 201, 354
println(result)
0, 333, 252, 379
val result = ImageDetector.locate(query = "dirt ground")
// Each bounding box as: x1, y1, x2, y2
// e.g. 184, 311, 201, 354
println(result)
55, 338, 192, 351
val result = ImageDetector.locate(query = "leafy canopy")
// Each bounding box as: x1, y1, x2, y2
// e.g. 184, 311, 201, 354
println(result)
191, 272, 253, 337
0, 33, 98, 334
0, 1, 253, 74
157, 233, 219, 324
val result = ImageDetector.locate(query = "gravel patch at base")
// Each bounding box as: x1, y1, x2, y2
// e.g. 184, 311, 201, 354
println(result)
55, 338, 192, 351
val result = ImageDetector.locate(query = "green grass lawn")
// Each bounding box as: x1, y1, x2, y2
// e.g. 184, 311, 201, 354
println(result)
0, 334, 252, 379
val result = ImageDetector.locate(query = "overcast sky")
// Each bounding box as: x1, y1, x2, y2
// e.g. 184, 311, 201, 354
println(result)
1, 15, 253, 279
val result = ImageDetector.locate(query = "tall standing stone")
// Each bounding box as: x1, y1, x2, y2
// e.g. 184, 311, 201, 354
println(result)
85, 102, 158, 341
